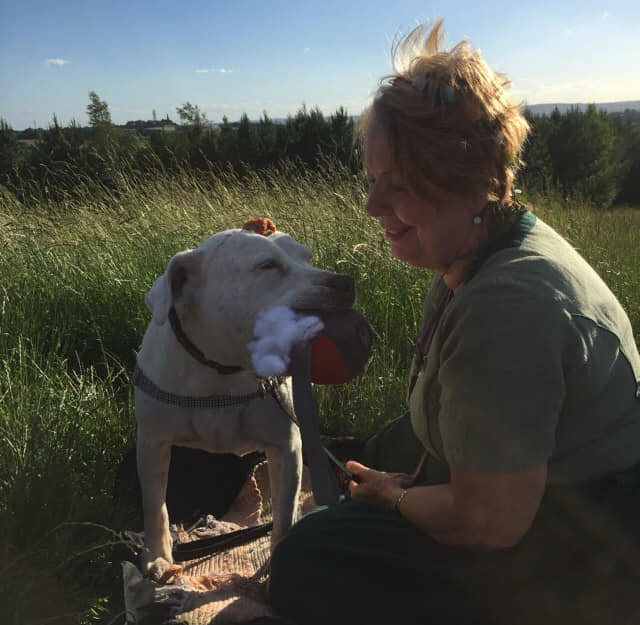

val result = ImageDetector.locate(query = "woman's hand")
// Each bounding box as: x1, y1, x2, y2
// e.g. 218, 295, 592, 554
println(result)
346, 460, 413, 508
347, 460, 547, 548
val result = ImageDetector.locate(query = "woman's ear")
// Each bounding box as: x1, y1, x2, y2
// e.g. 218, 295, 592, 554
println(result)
144, 249, 201, 325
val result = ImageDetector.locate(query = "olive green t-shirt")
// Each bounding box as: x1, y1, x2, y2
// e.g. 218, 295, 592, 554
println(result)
408, 213, 640, 484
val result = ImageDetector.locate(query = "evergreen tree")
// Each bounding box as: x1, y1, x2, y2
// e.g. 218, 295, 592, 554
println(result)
217, 116, 238, 164
3, 87, 638, 208
256, 111, 279, 167
0, 118, 20, 186
610, 115, 640, 203
519, 111, 554, 194
548, 105, 624, 207
329, 106, 355, 166
237, 113, 257, 166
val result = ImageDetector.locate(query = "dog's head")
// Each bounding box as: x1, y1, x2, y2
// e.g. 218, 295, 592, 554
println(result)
145, 223, 356, 369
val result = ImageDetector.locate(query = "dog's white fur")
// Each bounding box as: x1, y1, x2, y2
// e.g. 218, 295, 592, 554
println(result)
136, 227, 353, 579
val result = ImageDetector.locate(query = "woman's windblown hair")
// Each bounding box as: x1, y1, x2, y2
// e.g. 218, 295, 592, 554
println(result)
357, 19, 530, 208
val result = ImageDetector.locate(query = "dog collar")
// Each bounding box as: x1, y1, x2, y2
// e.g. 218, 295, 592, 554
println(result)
133, 364, 279, 409
168, 307, 244, 375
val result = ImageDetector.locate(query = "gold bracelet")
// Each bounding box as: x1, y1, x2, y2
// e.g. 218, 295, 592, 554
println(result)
393, 488, 408, 513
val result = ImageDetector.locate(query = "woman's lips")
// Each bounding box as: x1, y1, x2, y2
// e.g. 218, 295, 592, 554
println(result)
384, 226, 412, 241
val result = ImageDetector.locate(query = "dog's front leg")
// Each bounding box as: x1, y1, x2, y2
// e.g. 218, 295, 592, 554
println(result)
265, 445, 302, 551
137, 438, 174, 580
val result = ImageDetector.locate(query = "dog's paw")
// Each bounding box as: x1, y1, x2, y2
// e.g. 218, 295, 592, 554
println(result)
143, 556, 182, 584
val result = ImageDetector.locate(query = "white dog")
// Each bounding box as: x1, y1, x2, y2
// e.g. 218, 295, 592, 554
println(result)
135, 223, 354, 579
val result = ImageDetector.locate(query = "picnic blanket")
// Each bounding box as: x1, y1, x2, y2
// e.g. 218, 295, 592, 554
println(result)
123, 461, 317, 625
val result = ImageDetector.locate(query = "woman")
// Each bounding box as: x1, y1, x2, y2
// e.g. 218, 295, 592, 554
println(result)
268, 20, 640, 625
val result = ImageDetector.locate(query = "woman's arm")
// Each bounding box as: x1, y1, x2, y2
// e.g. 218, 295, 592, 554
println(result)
347, 460, 547, 549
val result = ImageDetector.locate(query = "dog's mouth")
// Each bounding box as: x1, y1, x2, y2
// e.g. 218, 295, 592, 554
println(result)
295, 307, 372, 384
291, 290, 355, 312
292, 297, 354, 313
291, 272, 355, 312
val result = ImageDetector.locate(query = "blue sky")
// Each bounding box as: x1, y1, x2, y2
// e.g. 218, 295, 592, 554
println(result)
1, 0, 639, 129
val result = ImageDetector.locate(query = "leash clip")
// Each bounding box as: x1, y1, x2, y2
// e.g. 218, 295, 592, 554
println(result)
258, 376, 283, 400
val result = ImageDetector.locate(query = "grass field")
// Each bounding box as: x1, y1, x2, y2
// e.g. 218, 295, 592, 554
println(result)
1, 162, 639, 623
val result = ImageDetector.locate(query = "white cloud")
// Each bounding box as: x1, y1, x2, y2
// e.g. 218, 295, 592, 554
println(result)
44, 58, 69, 67
195, 67, 232, 74
564, 28, 574, 36
304, 47, 311, 53
602, 11, 610, 18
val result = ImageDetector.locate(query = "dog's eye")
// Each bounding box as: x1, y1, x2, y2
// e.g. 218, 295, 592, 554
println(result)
256, 259, 280, 271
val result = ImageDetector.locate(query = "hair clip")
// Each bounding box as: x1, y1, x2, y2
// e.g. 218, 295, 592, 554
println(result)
440, 85, 455, 104
393, 74, 457, 107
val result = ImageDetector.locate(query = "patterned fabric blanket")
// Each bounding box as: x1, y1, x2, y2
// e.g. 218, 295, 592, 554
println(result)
123, 462, 317, 625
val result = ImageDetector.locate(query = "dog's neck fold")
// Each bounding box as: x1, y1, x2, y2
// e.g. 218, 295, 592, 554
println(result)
168, 307, 244, 375
137, 321, 258, 397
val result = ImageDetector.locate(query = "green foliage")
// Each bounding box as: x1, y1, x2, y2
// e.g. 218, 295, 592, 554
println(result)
0, 93, 638, 622
1, 161, 639, 622
610, 112, 640, 203
0, 118, 25, 188
87, 91, 112, 127
0, 102, 358, 203
176, 101, 208, 127
519, 111, 554, 193
549, 105, 624, 206
237, 112, 257, 164
519, 105, 638, 208
1, 98, 640, 208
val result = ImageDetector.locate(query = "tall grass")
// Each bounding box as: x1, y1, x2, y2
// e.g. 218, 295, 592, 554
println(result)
1, 163, 639, 623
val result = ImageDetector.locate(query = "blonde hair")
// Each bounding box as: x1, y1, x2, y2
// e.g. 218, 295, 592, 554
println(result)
357, 19, 529, 209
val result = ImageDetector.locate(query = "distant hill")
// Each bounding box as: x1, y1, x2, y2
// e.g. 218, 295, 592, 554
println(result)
525, 100, 640, 115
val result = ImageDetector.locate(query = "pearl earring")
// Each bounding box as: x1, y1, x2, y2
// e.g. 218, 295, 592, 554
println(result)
473, 215, 482, 225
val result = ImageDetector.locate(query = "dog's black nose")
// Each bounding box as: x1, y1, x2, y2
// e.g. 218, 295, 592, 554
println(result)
326, 273, 355, 298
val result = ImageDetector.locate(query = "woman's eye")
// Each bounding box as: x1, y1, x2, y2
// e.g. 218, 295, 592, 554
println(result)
391, 184, 408, 193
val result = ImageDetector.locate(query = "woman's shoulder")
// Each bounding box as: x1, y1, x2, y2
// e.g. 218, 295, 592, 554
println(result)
450, 215, 639, 375
460, 215, 617, 315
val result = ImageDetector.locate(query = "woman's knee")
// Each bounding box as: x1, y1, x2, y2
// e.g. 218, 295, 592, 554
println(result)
270, 509, 336, 585
268, 511, 347, 622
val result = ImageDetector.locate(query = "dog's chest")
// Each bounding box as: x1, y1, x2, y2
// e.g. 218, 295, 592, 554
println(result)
136, 390, 296, 454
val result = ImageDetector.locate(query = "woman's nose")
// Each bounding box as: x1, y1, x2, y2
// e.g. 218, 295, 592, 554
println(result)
365, 187, 390, 217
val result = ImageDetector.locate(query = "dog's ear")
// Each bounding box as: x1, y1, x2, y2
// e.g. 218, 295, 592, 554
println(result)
145, 250, 201, 325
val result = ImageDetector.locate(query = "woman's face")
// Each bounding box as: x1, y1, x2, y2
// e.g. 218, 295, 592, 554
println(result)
364, 117, 483, 272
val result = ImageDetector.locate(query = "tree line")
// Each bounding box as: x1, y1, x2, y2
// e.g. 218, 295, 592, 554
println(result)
1, 91, 639, 207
